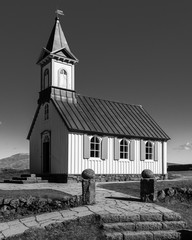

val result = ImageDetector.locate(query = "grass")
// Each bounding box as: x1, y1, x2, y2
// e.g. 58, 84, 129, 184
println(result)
0, 168, 30, 181
98, 179, 192, 199
0, 189, 71, 200
168, 170, 192, 179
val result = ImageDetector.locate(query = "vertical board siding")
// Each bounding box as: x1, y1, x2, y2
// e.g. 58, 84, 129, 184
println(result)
68, 134, 164, 175
30, 102, 68, 174
162, 142, 167, 174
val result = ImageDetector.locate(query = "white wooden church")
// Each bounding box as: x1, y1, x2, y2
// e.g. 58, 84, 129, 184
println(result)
27, 15, 170, 182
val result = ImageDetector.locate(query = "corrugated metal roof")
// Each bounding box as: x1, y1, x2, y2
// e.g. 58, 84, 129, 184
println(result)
52, 94, 170, 140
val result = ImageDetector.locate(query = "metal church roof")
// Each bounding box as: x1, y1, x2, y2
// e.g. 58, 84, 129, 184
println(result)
51, 94, 170, 141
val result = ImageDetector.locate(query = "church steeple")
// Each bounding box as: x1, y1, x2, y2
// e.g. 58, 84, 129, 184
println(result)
37, 13, 78, 104
37, 16, 78, 65
46, 17, 70, 52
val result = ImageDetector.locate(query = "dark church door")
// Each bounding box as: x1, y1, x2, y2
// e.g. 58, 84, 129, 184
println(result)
43, 141, 50, 173
42, 131, 51, 173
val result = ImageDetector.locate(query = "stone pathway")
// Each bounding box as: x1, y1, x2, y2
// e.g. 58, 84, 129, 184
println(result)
0, 182, 182, 239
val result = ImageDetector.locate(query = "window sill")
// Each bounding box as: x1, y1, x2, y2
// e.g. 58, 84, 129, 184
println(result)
119, 159, 130, 161
89, 157, 102, 161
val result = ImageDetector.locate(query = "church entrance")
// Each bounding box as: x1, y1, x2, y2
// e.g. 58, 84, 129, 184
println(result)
42, 131, 51, 173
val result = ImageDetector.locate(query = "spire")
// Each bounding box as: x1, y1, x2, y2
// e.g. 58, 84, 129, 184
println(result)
37, 13, 78, 64
46, 17, 70, 52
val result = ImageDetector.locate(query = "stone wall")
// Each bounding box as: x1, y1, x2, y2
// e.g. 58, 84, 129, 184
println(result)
0, 195, 83, 221
157, 187, 192, 202
68, 174, 166, 183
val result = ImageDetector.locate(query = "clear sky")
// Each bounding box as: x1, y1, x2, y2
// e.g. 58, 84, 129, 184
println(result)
0, 0, 191, 163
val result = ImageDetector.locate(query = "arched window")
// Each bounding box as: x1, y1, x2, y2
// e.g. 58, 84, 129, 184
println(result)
145, 141, 153, 160
44, 69, 49, 89
43, 133, 50, 143
44, 104, 49, 120
90, 136, 100, 158
120, 139, 129, 159
58, 69, 67, 88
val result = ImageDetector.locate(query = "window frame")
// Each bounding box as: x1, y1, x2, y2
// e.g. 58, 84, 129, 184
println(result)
89, 135, 101, 159
44, 68, 49, 89
58, 68, 68, 89
119, 138, 130, 160
145, 141, 154, 160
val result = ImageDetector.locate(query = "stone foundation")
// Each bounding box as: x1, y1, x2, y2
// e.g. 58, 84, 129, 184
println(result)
67, 174, 167, 183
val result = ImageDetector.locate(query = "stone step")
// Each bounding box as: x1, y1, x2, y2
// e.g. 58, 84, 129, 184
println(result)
27, 177, 42, 180
102, 221, 186, 232
21, 174, 36, 178
12, 176, 42, 181
103, 230, 181, 240
99, 212, 182, 224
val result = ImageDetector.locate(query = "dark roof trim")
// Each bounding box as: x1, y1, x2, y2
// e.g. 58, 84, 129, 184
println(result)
51, 99, 70, 131
27, 104, 41, 140
68, 129, 169, 141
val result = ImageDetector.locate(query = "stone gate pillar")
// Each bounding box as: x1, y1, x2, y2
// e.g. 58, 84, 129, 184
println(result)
140, 169, 157, 202
81, 169, 96, 205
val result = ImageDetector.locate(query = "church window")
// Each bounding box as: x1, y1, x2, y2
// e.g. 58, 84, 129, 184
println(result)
42, 132, 50, 143
120, 139, 129, 159
90, 136, 100, 158
145, 141, 153, 160
44, 69, 49, 89
44, 104, 49, 120
58, 68, 67, 88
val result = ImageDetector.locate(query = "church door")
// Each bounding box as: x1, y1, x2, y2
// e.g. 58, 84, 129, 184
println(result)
42, 131, 51, 173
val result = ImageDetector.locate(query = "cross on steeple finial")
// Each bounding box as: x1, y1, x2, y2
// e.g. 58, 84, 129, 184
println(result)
55, 9, 64, 19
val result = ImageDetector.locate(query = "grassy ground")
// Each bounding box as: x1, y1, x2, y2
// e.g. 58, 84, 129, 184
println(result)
0, 169, 30, 181
98, 179, 192, 199
0, 189, 71, 200
168, 170, 192, 179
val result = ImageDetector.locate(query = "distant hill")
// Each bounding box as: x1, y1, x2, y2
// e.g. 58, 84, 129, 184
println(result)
167, 162, 180, 166
0, 153, 29, 170
167, 162, 192, 171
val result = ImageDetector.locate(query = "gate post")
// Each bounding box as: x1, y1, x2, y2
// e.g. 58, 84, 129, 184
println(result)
140, 169, 157, 202
81, 169, 96, 205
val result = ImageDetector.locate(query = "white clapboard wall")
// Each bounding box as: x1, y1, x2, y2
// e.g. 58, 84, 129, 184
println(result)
68, 133, 167, 175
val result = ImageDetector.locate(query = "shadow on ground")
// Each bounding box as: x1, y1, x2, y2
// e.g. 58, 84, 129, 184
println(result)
106, 196, 141, 202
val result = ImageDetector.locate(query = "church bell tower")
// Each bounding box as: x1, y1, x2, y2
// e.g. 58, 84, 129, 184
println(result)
37, 14, 78, 104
